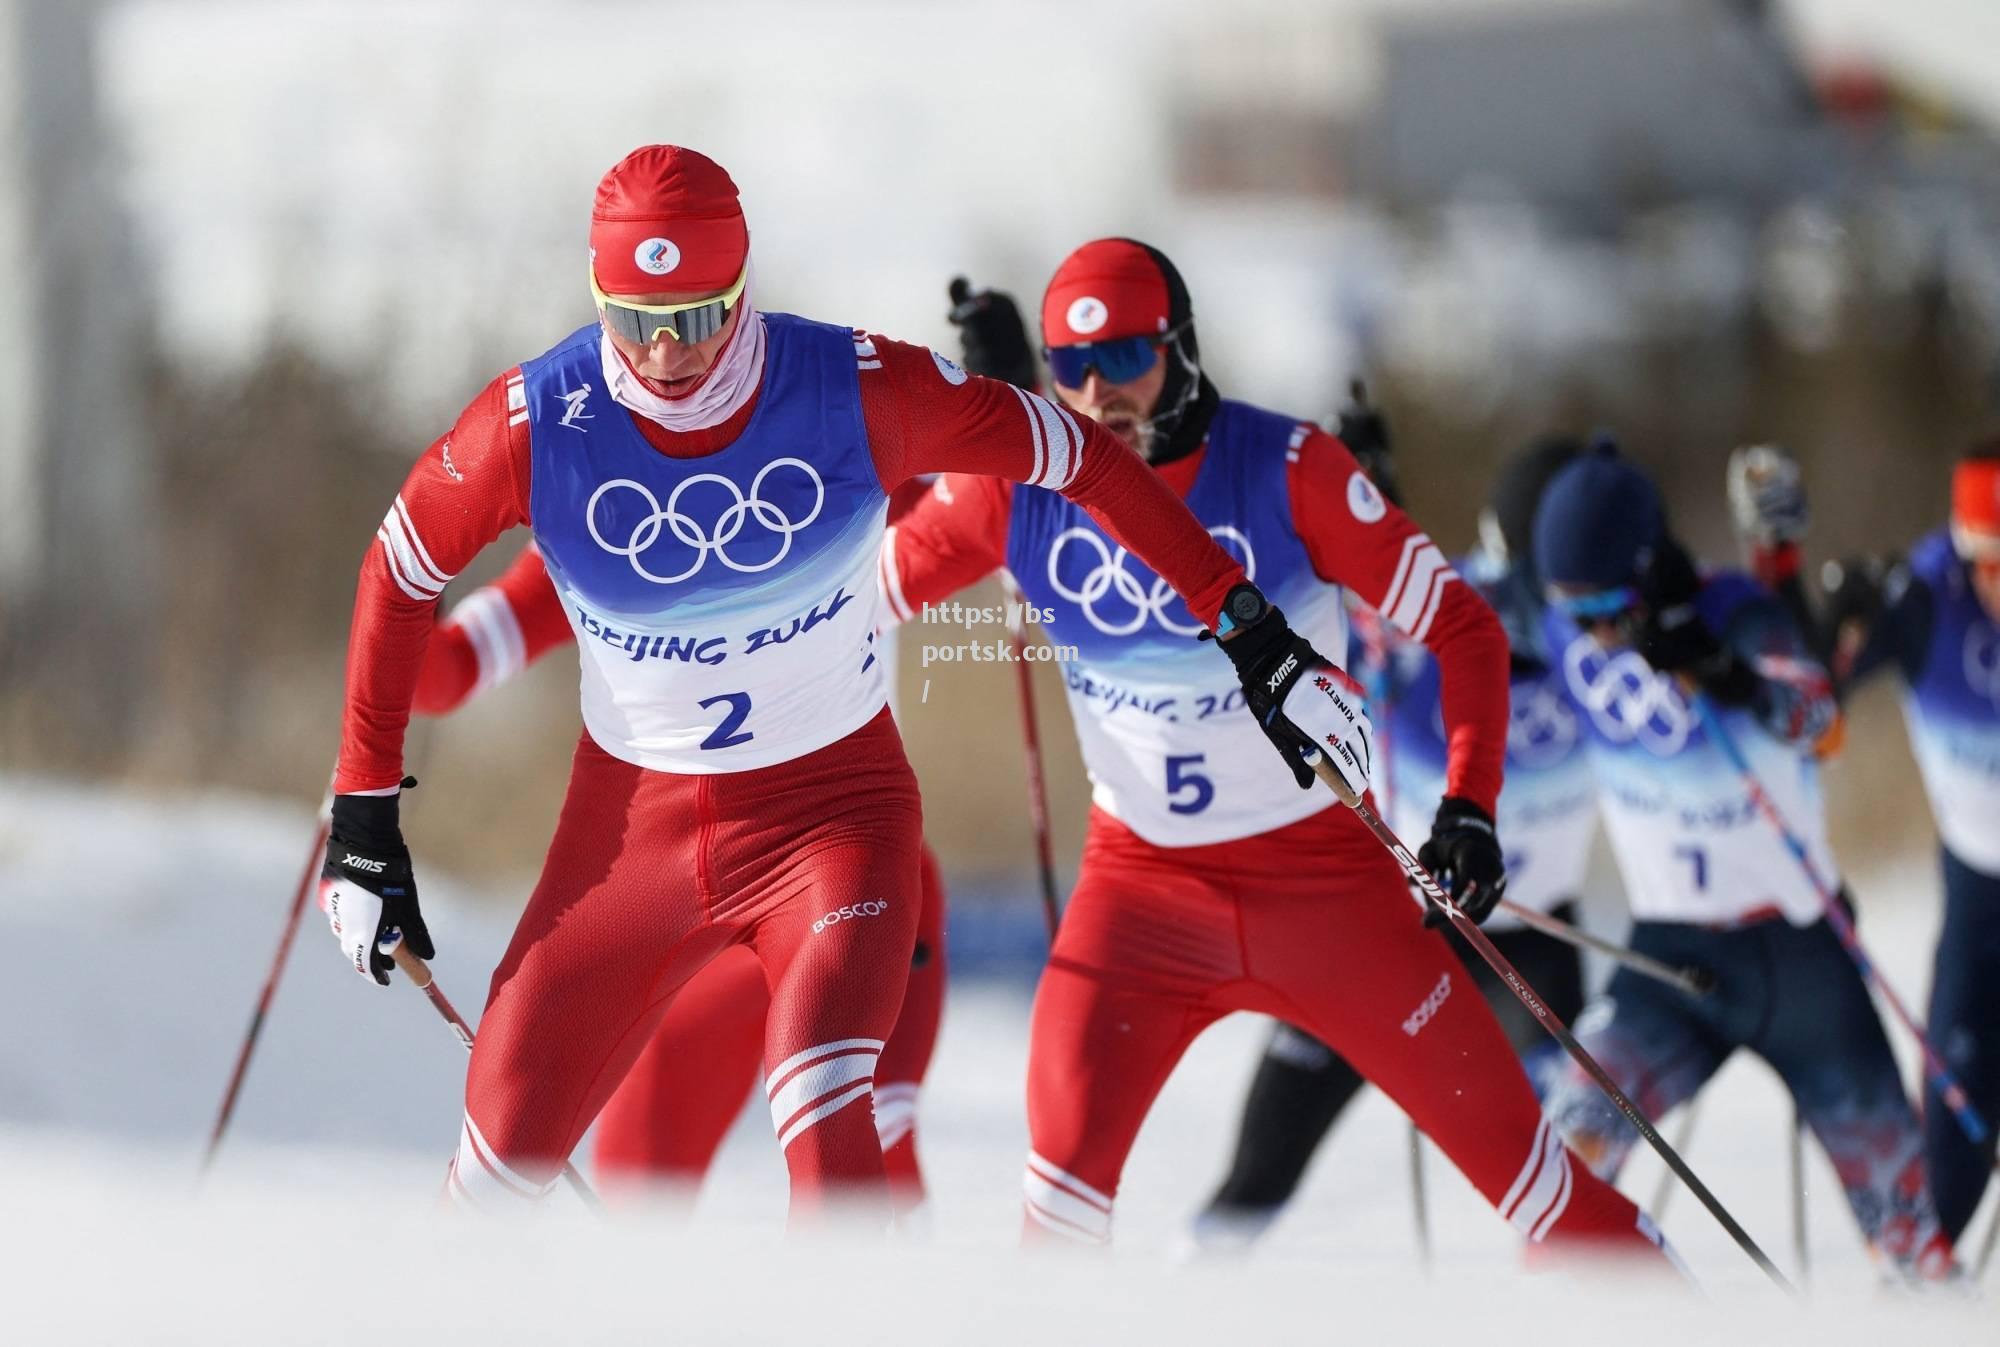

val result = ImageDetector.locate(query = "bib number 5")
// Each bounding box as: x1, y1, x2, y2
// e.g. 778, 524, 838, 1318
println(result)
1165, 753, 1215, 815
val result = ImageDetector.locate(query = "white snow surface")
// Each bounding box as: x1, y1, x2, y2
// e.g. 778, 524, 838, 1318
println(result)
0, 775, 1990, 1343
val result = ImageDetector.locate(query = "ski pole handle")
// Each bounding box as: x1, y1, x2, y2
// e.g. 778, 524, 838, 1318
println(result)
390, 940, 434, 989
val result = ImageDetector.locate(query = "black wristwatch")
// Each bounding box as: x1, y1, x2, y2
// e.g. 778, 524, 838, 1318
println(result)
1216, 583, 1271, 635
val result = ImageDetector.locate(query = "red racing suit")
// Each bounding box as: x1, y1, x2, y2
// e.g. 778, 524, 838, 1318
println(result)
881, 417, 1667, 1257
335, 318, 1245, 1216
414, 507, 946, 1210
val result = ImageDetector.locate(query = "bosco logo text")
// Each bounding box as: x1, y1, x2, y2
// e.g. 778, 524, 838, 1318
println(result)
813, 900, 891, 935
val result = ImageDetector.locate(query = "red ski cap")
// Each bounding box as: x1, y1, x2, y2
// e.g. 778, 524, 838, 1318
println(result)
589, 145, 748, 297
1952, 452, 2000, 559
1041, 238, 1173, 348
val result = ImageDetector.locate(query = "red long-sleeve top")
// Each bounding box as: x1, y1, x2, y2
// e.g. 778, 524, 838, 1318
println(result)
877, 430, 1510, 814
335, 326, 1246, 792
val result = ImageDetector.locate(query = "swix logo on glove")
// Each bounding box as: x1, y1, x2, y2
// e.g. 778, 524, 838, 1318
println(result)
1267, 653, 1298, 694
812, 900, 891, 935
341, 853, 388, 874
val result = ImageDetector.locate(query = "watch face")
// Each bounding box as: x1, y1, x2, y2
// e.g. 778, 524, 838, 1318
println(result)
1230, 590, 1265, 624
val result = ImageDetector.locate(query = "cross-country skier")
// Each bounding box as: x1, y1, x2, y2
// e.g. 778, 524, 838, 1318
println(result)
318, 149, 1344, 1216
1732, 441, 2000, 1248
410, 527, 946, 1213
883, 242, 1671, 1258
1534, 444, 1954, 1279
1193, 435, 1599, 1249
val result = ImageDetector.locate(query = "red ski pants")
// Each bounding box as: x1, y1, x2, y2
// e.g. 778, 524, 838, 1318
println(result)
448, 709, 922, 1218
1021, 804, 1663, 1257
591, 842, 948, 1209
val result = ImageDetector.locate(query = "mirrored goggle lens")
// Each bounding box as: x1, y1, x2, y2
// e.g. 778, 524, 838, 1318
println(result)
601, 294, 732, 346
1553, 584, 1640, 623
1046, 335, 1160, 389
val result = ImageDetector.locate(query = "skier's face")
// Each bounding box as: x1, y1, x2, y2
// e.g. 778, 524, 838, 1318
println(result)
1051, 357, 1167, 457
600, 289, 743, 391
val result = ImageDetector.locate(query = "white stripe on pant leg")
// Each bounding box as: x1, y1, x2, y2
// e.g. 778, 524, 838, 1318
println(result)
1023, 1167, 1112, 1244
776, 1080, 876, 1152
1027, 1150, 1113, 1213
456, 1112, 554, 1205
767, 1049, 880, 1139
1499, 1118, 1550, 1221
1503, 1119, 1572, 1239
764, 1037, 885, 1096
1529, 1148, 1575, 1241
873, 1082, 919, 1151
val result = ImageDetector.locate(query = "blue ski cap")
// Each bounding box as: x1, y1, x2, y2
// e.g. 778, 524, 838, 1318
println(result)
1532, 442, 1664, 593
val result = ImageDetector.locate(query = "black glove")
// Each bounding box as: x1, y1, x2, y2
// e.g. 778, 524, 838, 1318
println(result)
1205, 585, 1370, 794
322, 778, 433, 985
1821, 554, 1889, 634
1417, 798, 1507, 926
946, 277, 1038, 391
1633, 538, 1757, 704
1332, 379, 1402, 507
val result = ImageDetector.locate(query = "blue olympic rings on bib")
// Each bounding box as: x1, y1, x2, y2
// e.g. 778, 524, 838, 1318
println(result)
1047, 526, 1256, 636
1563, 635, 1692, 756
1965, 625, 2000, 708
587, 458, 825, 585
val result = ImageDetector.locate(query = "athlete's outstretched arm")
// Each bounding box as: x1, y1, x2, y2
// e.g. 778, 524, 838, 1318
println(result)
335, 371, 532, 793
413, 543, 574, 715
877, 474, 1013, 623
857, 335, 1242, 627
1287, 428, 1510, 816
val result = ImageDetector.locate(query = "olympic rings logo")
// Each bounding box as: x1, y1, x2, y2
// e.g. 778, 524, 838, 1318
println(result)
1046, 526, 1256, 636
1561, 635, 1692, 756
1966, 625, 2000, 708
586, 458, 824, 585
1508, 679, 1580, 768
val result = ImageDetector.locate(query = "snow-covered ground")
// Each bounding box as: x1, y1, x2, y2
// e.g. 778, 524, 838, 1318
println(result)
0, 776, 1989, 1342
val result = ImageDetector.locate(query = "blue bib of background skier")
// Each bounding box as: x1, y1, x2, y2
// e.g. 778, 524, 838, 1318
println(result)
523, 314, 882, 627
1006, 399, 1310, 672
1907, 532, 2000, 732
1901, 530, 2000, 872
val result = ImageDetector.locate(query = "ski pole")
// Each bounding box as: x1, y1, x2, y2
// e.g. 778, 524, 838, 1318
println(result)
1976, 1195, 2000, 1281
1649, 1100, 1700, 1220
1408, 1124, 1432, 1270
202, 805, 331, 1174
1790, 1107, 1810, 1285
1495, 900, 1716, 998
1310, 757, 1794, 1293
1686, 693, 1991, 1149
389, 943, 601, 1209
1000, 572, 1062, 942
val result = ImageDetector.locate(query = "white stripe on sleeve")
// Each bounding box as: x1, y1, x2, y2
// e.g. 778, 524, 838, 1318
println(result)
1008, 387, 1048, 487
448, 587, 528, 692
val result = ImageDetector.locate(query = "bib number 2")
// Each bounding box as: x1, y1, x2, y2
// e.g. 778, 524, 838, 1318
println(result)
1165, 753, 1215, 815
698, 691, 755, 750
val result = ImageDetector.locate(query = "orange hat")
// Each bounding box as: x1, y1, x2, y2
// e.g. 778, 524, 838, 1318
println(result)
1951, 452, 2000, 560
589, 145, 748, 295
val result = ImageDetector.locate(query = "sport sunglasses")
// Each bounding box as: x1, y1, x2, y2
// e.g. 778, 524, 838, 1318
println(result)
590, 264, 748, 346
1045, 320, 1190, 389
1550, 583, 1641, 625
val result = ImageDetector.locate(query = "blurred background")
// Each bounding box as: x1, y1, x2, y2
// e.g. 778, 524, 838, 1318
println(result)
5, 0, 1998, 935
